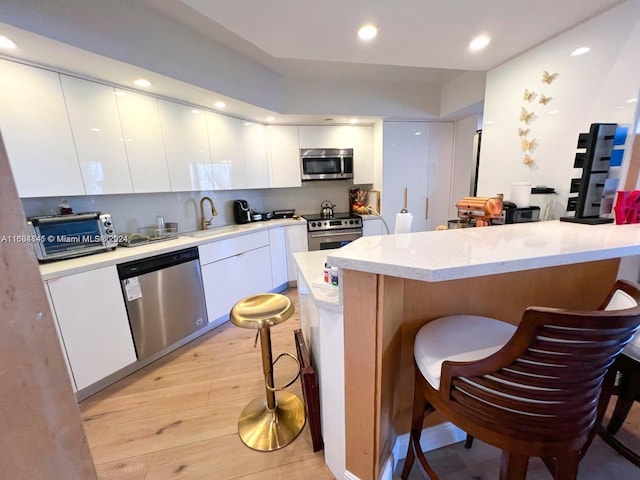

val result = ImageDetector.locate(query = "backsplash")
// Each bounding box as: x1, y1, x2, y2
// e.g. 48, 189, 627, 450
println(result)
21, 180, 365, 234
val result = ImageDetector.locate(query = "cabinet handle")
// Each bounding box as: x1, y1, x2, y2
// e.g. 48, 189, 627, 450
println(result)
425, 197, 429, 219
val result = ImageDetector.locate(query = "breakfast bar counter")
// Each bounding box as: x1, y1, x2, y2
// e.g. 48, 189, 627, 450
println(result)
309, 221, 640, 480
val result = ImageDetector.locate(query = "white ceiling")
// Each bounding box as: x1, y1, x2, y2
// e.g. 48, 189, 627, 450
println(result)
0, 0, 627, 124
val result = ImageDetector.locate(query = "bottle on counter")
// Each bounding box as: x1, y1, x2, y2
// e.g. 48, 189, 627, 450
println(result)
324, 263, 330, 283
330, 267, 339, 286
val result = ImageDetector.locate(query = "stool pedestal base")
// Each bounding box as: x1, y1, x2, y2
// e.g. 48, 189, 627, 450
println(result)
237, 391, 306, 451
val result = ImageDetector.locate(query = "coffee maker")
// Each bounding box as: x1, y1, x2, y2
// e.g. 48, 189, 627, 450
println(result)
233, 200, 252, 224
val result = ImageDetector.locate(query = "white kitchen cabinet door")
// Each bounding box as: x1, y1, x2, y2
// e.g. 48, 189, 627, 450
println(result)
0, 59, 84, 197
406, 123, 430, 232
269, 227, 288, 288
158, 100, 213, 192
268, 125, 301, 188
115, 88, 171, 193
285, 223, 309, 282
43, 284, 76, 392
243, 122, 270, 189
60, 75, 133, 195
299, 126, 353, 149
201, 245, 273, 324
205, 111, 247, 189
201, 253, 240, 323
46, 266, 137, 391
426, 123, 455, 231
382, 122, 430, 232
362, 217, 383, 236
353, 125, 374, 184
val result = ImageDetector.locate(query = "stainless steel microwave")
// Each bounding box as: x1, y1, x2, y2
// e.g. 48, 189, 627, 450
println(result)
300, 148, 354, 181
27, 212, 118, 261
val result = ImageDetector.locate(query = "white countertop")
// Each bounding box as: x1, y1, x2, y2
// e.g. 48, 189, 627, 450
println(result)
293, 250, 341, 313
40, 218, 306, 280
326, 221, 640, 282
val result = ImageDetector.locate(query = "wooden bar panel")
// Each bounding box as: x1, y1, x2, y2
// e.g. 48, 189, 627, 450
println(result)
343, 269, 378, 480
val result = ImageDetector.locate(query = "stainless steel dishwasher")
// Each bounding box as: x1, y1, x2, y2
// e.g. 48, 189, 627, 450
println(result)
117, 247, 208, 360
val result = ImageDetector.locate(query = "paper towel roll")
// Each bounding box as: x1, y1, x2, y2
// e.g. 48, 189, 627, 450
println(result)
395, 212, 413, 234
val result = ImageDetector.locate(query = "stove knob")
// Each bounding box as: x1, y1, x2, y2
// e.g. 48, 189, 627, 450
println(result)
311, 222, 316, 227
349, 220, 354, 224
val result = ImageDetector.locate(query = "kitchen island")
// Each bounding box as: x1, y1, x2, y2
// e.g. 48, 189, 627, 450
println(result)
295, 221, 640, 480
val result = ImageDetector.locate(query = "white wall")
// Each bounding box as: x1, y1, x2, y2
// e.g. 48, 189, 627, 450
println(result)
440, 71, 486, 118
478, 0, 640, 218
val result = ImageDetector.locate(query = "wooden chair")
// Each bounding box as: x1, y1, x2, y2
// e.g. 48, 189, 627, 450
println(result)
401, 279, 640, 480
595, 302, 640, 467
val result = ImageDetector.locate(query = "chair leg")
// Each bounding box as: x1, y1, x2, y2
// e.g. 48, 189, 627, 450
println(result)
607, 355, 640, 434
464, 434, 474, 449
401, 380, 440, 479
499, 452, 528, 480
554, 450, 580, 480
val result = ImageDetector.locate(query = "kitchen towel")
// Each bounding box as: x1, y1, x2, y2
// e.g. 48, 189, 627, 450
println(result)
395, 212, 413, 234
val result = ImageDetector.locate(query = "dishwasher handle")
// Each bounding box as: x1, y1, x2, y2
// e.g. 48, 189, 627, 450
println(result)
117, 247, 199, 279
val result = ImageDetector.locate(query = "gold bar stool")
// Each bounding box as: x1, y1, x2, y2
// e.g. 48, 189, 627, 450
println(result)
230, 293, 306, 451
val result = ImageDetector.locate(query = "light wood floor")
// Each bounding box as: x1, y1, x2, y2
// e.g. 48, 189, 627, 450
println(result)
79, 288, 335, 480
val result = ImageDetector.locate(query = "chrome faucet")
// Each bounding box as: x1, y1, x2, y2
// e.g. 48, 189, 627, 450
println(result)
199, 196, 218, 230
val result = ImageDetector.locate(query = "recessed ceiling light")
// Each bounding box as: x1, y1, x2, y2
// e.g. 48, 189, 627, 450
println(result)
0, 35, 17, 49
133, 78, 152, 88
570, 46, 590, 56
90, 127, 101, 132
266, 116, 275, 122
190, 109, 202, 114
243, 122, 253, 126
213, 101, 226, 109
114, 91, 126, 97
469, 35, 490, 51
549, 110, 560, 115
358, 24, 378, 41
414, 132, 422, 136
627, 98, 638, 103
349, 118, 358, 124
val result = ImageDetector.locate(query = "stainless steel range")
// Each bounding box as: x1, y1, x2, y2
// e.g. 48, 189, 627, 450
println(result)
302, 212, 363, 251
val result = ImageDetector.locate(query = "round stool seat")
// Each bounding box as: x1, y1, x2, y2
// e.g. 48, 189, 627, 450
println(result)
230, 293, 294, 330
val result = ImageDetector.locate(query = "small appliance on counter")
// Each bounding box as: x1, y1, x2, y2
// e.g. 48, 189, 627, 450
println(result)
233, 200, 252, 224
272, 209, 296, 219
453, 196, 504, 227
27, 211, 117, 261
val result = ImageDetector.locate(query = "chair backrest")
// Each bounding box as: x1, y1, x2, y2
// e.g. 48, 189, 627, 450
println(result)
440, 280, 640, 445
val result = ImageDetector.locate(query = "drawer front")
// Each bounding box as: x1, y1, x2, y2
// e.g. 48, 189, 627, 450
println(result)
198, 230, 270, 264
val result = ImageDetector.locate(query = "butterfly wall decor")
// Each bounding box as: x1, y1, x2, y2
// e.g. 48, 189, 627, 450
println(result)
521, 137, 538, 152
518, 127, 530, 137
539, 94, 553, 105
541, 70, 559, 85
523, 154, 535, 167
523, 89, 538, 102
519, 107, 538, 125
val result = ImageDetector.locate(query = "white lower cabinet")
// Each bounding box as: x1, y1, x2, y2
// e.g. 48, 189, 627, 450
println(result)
46, 266, 137, 391
362, 217, 383, 236
285, 223, 308, 282
200, 231, 273, 324
269, 227, 288, 288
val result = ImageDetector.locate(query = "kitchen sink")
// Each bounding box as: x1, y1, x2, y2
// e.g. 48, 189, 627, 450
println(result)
188, 224, 250, 238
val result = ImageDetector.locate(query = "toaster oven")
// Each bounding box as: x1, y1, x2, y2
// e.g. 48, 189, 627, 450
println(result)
27, 212, 118, 261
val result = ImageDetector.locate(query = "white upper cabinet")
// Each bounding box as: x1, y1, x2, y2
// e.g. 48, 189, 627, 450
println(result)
205, 111, 247, 190
268, 125, 301, 188
60, 75, 133, 195
115, 89, 171, 193
353, 125, 374, 184
243, 122, 270, 189
299, 125, 353, 149
0, 59, 84, 197
158, 100, 213, 192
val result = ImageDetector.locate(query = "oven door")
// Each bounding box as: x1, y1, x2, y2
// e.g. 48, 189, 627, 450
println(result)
307, 228, 362, 251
